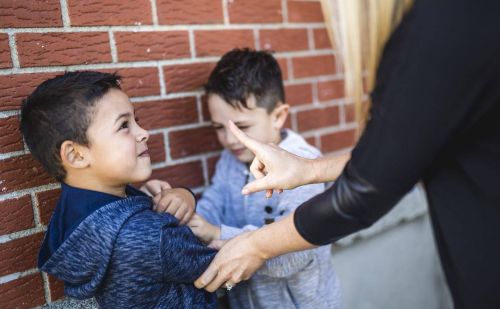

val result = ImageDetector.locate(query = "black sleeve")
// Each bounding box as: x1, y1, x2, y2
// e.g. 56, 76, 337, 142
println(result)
294, 0, 500, 245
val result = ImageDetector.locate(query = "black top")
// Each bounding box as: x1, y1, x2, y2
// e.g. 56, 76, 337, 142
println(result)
294, 0, 500, 308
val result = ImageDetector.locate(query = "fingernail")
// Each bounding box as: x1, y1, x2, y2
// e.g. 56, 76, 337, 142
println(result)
242, 188, 249, 195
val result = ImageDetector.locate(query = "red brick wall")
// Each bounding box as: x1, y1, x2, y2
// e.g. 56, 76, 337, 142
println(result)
0, 1, 355, 307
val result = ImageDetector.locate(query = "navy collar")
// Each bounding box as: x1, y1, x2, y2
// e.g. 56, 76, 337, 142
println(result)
39, 183, 148, 267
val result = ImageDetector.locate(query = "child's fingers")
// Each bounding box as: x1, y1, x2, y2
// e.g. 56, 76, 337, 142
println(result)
161, 197, 177, 213
156, 196, 175, 213
143, 180, 169, 196
152, 195, 162, 210
159, 181, 172, 190
180, 209, 194, 225
173, 205, 187, 221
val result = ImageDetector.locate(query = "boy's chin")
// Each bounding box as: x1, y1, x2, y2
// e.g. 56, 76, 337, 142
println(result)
134, 167, 152, 183
235, 152, 255, 164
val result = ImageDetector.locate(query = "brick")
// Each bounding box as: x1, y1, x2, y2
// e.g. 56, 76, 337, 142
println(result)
169, 126, 222, 159
228, 0, 282, 23
344, 103, 356, 123
48, 275, 64, 302
114, 31, 190, 62
318, 79, 344, 101
305, 136, 318, 148
0, 155, 56, 194
207, 155, 220, 181
134, 98, 198, 130
0, 34, 11, 69
113, 67, 161, 98
150, 161, 204, 188
0, 116, 24, 154
288, 0, 324, 23
292, 55, 336, 78
297, 106, 340, 132
277, 58, 289, 81
284, 115, 292, 129
68, 0, 152, 26
0, 0, 62, 28
36, 189, 61, 226
157, 0, 223, 25
201, 95, 211, 122
195, 30, 255, 57
163, 62, 215, 93
260, 29, 308, 52
314, 28, 332, 49
0, 72, 61, 111
285, 83, 313, 106
148, 133, 166, 164
0, 69, 158, 111
0, 273, 45, 309
16, 32, 111, 67
0, 195, 34, 235
0, 233, 44, 276
321, 129, 356, 153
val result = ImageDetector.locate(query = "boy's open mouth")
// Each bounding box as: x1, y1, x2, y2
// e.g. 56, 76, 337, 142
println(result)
138, 149, 149, 157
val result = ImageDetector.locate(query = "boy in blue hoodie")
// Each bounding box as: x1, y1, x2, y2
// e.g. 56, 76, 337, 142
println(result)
20, 71, 216, 308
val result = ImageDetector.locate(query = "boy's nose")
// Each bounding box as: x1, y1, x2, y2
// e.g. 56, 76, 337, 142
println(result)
136, 125, 149, 143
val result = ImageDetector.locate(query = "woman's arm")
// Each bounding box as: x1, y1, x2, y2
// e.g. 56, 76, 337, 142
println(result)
194, 214, 314, 292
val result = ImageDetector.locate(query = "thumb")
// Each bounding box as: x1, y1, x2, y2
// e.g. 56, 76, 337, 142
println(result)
242, 176, 273, 195
161, 181, 172, 190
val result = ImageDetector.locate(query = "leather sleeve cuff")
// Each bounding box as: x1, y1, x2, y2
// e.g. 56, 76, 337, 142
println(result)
294, 163, 403, 245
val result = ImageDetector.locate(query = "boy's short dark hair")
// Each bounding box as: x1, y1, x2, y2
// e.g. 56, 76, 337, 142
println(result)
20, 71, 121, 182
204, 48, 285, 112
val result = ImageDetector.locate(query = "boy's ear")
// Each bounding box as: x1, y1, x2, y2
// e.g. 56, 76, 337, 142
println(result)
272, 103, 290, 130
60, 141, 90, 170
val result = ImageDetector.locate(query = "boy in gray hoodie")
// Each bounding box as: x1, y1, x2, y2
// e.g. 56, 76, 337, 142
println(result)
188, 49, 342, 309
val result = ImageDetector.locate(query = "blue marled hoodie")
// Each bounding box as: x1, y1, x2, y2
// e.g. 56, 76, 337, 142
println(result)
38, 184, 216, 308
197, 129, 342, 309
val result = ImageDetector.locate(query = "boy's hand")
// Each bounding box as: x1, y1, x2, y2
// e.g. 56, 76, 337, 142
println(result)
140, 179, 171, 197
153, 188, 196, 224
188, 214, 221, 244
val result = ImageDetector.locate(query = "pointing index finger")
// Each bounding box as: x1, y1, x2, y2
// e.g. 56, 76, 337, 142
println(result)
228, 120, 262, 154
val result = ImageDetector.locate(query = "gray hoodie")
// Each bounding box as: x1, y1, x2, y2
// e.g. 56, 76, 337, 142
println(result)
197, 129, 342, 309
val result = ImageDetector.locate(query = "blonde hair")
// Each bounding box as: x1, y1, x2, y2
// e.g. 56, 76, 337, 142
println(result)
319, 0, 414, 132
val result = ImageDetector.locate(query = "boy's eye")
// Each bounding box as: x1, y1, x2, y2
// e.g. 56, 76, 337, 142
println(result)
238, 126, 250, 130
119, 121, 129, 130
